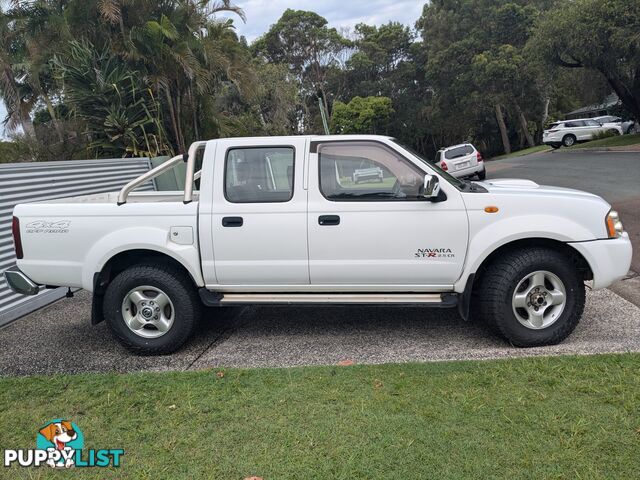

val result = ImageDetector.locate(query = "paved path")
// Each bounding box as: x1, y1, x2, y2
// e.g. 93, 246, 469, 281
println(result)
1, 288, 638, 376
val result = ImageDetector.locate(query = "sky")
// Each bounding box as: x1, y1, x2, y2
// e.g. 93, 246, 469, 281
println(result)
0, 0, 425, 139
218, 0, 425, 42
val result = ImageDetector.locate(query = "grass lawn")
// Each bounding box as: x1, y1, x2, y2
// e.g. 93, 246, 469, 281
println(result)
491, 145, 552, 160
571, 133, 640, 149
1, 354, 639, 479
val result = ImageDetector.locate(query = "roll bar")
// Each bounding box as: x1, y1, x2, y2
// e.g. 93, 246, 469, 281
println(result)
117, 141, 208, 205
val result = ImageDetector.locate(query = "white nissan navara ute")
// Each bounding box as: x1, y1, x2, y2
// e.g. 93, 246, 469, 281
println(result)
4, 135, 632, 354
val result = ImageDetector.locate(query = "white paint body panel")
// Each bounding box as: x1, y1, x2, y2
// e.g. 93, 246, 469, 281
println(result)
12, 135, 632, 297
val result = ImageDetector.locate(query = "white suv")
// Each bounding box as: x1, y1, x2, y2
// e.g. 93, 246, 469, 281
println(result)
543, 118, 623, 148
435, 143, 485, 180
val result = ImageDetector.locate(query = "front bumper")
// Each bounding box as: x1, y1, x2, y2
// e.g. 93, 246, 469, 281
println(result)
568, 233, 633, 289
3, 266, 40, 296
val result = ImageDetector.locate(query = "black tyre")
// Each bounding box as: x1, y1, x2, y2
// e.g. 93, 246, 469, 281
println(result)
475, 248, 585, 347
103, 264, 201, 354
562, 134, 576, 147
607, 129, 621, 136
477, 169, 486, 180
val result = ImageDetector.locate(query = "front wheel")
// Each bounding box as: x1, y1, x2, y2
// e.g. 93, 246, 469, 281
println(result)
103, 264, 201, 354
475, 248, 585, 347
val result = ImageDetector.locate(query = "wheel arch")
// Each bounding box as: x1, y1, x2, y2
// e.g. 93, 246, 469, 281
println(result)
473, 238, 593, 285
90, 249, 202, 325
456, 238, 592, 321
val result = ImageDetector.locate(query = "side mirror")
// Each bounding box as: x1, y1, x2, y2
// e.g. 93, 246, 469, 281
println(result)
422, 174, 441, 199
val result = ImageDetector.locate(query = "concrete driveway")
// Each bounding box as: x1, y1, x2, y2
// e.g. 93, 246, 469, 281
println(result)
1, 149, 638, 377
1, 288, 638, 376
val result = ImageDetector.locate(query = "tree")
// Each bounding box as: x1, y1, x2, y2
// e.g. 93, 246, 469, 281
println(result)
530, 0, 640, 120
331, 96, 394, 134
55, 40, 170, 157
252, 9, 350, 132
417, 0, 550, 155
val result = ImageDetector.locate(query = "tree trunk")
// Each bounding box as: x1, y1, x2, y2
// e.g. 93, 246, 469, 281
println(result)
535, 97, 550, 145
42, 94, 64, 143
495, 103, 511, 154
514, 101, 535, 148
164, 86, 183, 153
175, 91, 186, 152
600, 68, 640, 121
20, 116, 36, 137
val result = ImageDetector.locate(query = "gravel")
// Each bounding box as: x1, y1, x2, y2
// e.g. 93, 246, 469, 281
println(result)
1, 287, 638, 376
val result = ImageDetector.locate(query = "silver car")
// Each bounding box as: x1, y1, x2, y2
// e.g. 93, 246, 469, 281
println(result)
435, 143, 486, 180
592, 115, 637, 135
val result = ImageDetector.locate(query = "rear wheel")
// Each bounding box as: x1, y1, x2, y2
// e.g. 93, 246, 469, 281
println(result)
103, 264, 201, 354
476, 248, 585, 347
477, 169, 486, 180
562, 135, 576, 147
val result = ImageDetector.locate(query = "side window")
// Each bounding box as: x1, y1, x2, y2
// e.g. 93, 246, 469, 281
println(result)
225, 147, 294, 203
318, 142, 425, 201
435, 151, 441, 162
585, 120, 600, 127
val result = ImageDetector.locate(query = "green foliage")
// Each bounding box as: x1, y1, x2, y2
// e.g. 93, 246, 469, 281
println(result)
253, 9, 351, 133
529, 0, 640, 119
0, 141, 31, 163
55, 40, 169, 158
331, 96, 394, 134
0, 0, 635, 161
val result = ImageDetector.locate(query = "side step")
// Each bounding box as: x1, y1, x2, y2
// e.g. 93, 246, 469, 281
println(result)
199, 289, 457, 307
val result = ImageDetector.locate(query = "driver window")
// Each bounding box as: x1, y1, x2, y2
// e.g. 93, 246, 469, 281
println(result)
317, 142, 424, 201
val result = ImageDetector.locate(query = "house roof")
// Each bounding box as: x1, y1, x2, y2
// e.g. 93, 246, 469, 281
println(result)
566, 93, 620, 116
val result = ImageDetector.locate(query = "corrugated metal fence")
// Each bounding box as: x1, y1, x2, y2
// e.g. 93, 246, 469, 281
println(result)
0, 157, 155, 327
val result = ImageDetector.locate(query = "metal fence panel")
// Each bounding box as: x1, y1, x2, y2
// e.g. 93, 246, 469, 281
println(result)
0, 157, 154, 327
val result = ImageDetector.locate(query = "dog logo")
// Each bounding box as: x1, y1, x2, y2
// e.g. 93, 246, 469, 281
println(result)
37, 419, 83, 468
3, 419, 123, 468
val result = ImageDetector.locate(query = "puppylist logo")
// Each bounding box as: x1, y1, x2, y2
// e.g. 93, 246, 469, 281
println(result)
3, 419, 124, 468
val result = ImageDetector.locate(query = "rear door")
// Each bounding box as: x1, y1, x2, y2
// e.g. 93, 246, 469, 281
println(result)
210, 138, 309, 286
566, 120, 589, 140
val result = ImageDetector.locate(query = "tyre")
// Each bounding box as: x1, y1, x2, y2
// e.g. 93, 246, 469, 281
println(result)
475, 248, 585, 347
103, 263, 201, 354
562, 135, 576, 147
477, 169, 486, 180
607, 129, 621, 136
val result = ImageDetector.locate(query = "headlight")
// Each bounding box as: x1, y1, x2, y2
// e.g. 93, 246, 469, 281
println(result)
606, 210, 624, 238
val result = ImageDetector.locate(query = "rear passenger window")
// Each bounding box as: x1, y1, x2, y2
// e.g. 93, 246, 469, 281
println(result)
225, 147, 294, 203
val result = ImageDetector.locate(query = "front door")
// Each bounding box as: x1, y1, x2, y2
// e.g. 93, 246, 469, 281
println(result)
307, 140, 468, 289
211, 138, 309, 286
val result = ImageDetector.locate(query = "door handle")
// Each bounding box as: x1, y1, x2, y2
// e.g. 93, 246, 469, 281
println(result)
318, 215, 340, 226
222, 216, 243, 227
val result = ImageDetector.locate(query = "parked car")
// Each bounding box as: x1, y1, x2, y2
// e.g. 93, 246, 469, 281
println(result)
435, 143, 485, 180
353, 166, 384, 184
4, 135, 631, 354
592, 115, 637, 135
543, 118, 623, 148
